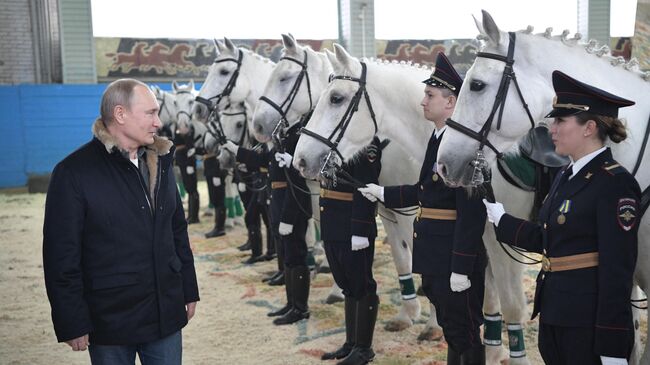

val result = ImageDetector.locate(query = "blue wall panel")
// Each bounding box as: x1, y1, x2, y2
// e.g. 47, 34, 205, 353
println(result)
0, 82, 197, 188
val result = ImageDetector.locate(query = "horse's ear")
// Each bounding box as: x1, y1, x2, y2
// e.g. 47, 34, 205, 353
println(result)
481, 10, 503, 46
224, 37, 237, 53
333, 43, 353, 67
172, 80, 179, 92
324, 48, 337, 68
214, 39, 225, 55
472, 14, 485, 36
282, 33, 296, 51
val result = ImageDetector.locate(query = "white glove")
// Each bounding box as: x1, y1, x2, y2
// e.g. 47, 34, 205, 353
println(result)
238, 182, 246, 192
357, 183, 384, 202
279, 222, 293, 236
187, 148, 196, 157
482, 199, 505, 227
600, 357, 628, 365
186, 166, 195, 175
212, 177, 221, 187
351, 235, 370, 251
222, 140, 239, 154
275, 152, 293, 168
450, 272, 471, 292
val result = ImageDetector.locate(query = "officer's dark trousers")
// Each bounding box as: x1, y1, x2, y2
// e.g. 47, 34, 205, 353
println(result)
241, 190, 270, 230
538, 324, 609, 365
205, 173, 225, 210
324, 240, 377, 299
421, 265, 485, 353
270, 188, 307, 268
176, 151, 197, 194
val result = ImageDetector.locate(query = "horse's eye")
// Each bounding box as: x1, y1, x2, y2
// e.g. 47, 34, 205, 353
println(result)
236, 122, 243, 128
220, 69, 230, 76
173, 100, 178, 106
330, 94, 344, 104
189, 100, 194, 105
470, 80, 485, 91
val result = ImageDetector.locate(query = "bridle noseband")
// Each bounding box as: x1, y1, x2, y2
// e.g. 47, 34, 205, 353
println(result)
445, 32, 535, 184
299, 62, 378, 180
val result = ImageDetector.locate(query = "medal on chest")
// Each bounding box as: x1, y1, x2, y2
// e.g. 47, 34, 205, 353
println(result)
557, 200, 571, 225
432, 162, 439, 182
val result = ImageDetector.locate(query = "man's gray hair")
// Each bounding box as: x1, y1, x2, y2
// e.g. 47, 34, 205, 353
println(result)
100, 78, 149, 123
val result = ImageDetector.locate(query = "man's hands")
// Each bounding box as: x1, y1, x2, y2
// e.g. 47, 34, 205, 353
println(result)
65, 334, 89, 351
186, 301, 197, 321
275, 152, 293, 168
279, 222, 293, 236
357, 183, 384, 202
351, 235, 370, 251
450, 272, 471, 292
483, 199, 506, 227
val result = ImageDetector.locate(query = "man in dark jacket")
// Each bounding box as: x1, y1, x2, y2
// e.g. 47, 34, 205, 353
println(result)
43, 79, 200, 364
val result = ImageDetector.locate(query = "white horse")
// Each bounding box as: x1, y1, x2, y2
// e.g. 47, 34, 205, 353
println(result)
436, 10, 650, 365
171, 80, 198, 135
151, 85, 177, 136
283, 40, 448, 340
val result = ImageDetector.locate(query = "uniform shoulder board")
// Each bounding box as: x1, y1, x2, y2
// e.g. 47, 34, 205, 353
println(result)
601, 161, 627, 176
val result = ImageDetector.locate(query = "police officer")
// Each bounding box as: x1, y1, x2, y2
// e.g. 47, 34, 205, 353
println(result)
223, 120, 312, 325
359, 53, 487, 364
484, 71, 639, 365
319, 138, 383, 365
173, 127, 200, 224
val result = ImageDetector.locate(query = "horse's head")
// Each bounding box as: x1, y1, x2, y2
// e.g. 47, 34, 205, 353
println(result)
293, 44, 377, 180
253, 34, 332, 143
172, 80, 197, 135
218, 101, 251, 169
197, 38, 251, 112
437, 10, 553, 187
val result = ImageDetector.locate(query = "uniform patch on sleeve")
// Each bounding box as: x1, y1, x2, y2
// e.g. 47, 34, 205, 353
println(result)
617, 198, 637, 231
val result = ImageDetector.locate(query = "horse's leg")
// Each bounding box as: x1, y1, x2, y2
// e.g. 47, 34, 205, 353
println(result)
483, 258, 510, 365
224, 175, 235, 228
633, 216, 650, 365
417, 302, 444, 342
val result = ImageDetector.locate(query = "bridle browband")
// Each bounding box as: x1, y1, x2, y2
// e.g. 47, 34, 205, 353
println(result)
445, 32, 535, 184
258, 50, 314, 141
299, 62, 378, 177
195, 49, 244, 114
220, 107, 249, 147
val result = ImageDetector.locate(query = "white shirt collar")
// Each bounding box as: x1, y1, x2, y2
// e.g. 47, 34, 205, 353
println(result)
569, 146, 607, 179
435, 125, 447, 140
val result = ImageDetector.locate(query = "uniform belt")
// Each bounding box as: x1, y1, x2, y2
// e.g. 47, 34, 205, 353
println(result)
417, 207, 457, 220
541, 252, 599, 272
320, 188, 353, 201
175, 144, 186, 149
203, 153, 216, 159
271, 181, 287, 189
259, 167, 268, 173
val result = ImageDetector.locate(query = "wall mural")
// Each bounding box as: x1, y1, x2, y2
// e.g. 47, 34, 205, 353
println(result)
95, 36, 632, 82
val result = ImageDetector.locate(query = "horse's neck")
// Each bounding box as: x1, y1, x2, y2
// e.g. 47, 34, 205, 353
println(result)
367, 64, 434, 165
242, 50, 275, 108
160, 93, 175, 125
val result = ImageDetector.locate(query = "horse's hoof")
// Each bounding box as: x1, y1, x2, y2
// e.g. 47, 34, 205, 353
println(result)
325, 294, 344, 304
383, 318, 412, 332
417, 325, 443, 342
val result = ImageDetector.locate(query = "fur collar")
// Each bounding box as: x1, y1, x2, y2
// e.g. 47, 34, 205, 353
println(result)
92, 118, 173, 209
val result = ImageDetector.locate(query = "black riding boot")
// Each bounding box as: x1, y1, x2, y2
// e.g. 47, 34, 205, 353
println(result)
338, 294, 379, 365
461, 345, 485, 365
322, 296, 356, 360
267, 267, 292, 317
273, 265, 310, 325
242, 226, 264, 264
267, 237, 285, 286
260, 224, 276, 260
186, 191, 200, 224
446, 346, 462, 365
205, 206, 226, 238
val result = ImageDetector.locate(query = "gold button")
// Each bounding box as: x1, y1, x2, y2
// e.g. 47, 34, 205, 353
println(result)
432, 174, 439, 182
413, 232, 417, 238
320, 206, 324, 212
543, 223, 547, 229
420, 184, 424, 190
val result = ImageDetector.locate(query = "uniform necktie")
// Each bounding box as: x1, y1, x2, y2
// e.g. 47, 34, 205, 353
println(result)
557, 165, 573, 189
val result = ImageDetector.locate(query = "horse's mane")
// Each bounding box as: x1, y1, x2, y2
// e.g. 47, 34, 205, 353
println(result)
362, 57, 432, 72
478, 26, 649, 81
239, 47, 275, 65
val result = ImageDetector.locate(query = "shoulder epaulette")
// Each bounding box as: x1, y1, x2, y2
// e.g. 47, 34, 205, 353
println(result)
601, 162, 626, 176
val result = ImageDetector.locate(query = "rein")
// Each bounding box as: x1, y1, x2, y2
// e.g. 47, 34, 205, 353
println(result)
445, 32, 535, 185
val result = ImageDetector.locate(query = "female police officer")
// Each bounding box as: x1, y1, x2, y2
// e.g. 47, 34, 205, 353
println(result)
484, 70, 640, 365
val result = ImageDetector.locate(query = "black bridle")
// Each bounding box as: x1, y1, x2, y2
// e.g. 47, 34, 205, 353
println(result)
299, 62, 378, 180
220, 107, 249, 146
259, 50, 314, 143
195, 49, 244, 114
174, 90, 194, 121
445, 32, 535, 185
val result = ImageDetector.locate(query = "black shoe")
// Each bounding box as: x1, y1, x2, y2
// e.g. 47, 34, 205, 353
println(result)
262, 271, 280, 283
272, 308, 310, 325
260, 252, 277, 261
205, 227, 225, 238
268, 272, 285, 286
242, 255, 265, 265
267, 303, 292, 317
336, 347, 375, 365
322, 342, 354, 360
237, 241, 251, 251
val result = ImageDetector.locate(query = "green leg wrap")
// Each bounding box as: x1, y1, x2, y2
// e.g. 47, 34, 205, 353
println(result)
484, 313, 503, 346
306, 250, 316, 270
399, 274, 417, 300
314, 224, 321, 241
507, 323, 526, 358
178, 182, 186, 198
225, 197, 235, 218
208, 202, 214, 209
234, 196, 244, 216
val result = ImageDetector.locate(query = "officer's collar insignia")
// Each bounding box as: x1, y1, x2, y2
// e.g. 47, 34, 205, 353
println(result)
617, 198, 637, 231
585, 172, 593, 179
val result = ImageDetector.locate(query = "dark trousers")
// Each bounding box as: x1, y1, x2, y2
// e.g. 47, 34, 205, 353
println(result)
538, 323, 603, 365
324, 239, 377, 299
176, 153, 197, 193
205, 174, 225, 209
281, 218, 309, 268
241, 190, 270, 229
421, 269, 485, 353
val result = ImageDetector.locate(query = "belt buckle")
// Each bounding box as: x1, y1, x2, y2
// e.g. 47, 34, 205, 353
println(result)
541, 256, 551, 272
417, 206, 422, 218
